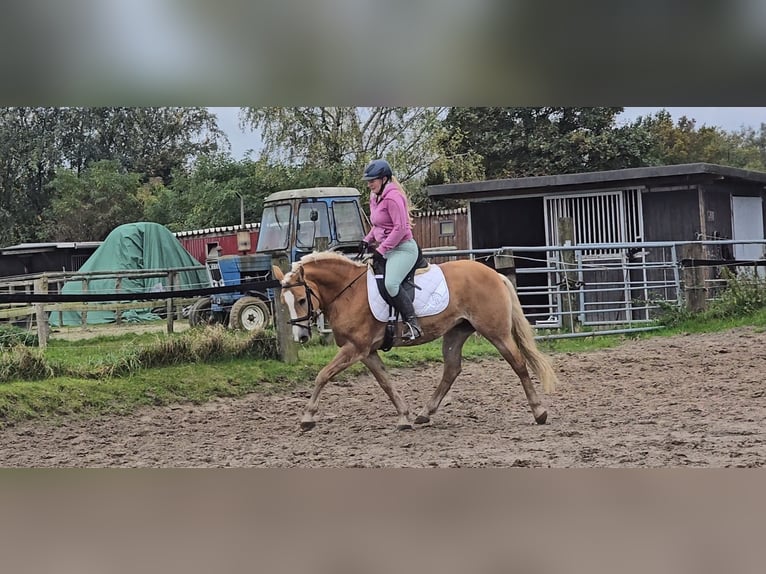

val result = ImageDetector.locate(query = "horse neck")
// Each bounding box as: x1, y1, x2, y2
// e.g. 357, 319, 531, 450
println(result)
303, 260, 365, 307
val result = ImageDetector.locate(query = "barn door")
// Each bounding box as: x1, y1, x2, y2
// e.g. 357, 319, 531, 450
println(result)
544, 189, 646, 325
731, 196, 765, 275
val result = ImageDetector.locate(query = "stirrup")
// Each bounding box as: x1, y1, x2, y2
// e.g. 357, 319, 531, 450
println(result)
403, 321, 422, 340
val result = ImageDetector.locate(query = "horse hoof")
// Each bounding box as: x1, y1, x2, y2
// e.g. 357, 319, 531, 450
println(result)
396, 423, 413, 431
534, 411, 548, 425
300, 420, 316, 431
414, 414, 430, 425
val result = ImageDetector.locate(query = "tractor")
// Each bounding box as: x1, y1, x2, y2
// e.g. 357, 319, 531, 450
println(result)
187, 186, 369, 331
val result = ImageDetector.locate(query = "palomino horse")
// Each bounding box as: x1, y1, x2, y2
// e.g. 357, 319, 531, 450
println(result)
274, 251, 558, 431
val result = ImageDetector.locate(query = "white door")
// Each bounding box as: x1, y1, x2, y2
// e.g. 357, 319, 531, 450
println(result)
732, 196, 765, 276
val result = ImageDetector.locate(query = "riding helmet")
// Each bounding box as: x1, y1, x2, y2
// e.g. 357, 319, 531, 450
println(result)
361, 159, 393, 180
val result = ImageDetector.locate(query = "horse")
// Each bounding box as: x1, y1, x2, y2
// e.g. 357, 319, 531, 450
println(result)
273, 251, 558, 431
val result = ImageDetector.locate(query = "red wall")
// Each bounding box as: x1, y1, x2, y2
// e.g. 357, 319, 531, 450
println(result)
177, 230, 260, 263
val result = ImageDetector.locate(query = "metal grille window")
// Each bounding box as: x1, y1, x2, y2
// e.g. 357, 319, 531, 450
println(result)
545, 189, 643, 254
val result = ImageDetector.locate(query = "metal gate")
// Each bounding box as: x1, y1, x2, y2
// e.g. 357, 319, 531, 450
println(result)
544, 188, 645, 325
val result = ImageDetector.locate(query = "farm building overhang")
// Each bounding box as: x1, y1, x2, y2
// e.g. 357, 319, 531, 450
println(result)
426, 163, 766, 200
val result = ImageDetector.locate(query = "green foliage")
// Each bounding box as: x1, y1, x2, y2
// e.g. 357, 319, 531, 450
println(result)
654, 268, 766, 329
437, 107, 655, 180
0, 107, 225, 244
0, 346, 53, 381
240, 107, 447, 183
45, 160, 143, 241
705, 269, 766, 318
635, 110, 766, 170
0, 324, 38, 348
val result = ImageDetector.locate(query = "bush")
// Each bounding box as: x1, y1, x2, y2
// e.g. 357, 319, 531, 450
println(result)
0, 324, 38, 348
706, 268, 766, 319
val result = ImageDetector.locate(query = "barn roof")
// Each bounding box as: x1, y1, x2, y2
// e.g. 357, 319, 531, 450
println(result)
174, 221, 260, 238
0, 241, 102, 256
427, 163, 766, 200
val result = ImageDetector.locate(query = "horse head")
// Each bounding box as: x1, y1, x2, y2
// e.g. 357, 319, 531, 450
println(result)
277, 252, 366, 343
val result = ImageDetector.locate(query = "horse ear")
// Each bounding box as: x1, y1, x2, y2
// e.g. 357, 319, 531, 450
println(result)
272, 265, 285, 281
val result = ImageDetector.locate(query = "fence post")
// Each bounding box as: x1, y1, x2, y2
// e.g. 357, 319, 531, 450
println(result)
34, 276, 50, 349
681, 243, 707, 312
273, 292, 297, 363
558, 217, 580, 332
81, 278, 89, 328
114, 276, 123, 324
493, 248, 516, 287
271, 257, 298, 364
166, 271, 177, 334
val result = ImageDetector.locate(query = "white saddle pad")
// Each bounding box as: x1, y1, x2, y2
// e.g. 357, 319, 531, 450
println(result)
366, 265, 450, 323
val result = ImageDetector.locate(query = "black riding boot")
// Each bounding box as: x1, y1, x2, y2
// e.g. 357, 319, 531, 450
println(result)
390, 290, 422, 340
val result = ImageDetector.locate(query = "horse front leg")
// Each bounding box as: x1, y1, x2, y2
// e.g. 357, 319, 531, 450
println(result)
361, 352, 412, 430
301, 344, 363, 430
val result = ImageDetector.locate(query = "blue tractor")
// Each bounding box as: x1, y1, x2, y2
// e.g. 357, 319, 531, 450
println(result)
187, 187, 369, 331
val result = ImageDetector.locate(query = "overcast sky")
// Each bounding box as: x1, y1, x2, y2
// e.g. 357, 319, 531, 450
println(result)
211, 107, 766, 161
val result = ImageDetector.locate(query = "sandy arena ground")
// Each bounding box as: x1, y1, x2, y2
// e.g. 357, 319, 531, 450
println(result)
1, 327, 764, 467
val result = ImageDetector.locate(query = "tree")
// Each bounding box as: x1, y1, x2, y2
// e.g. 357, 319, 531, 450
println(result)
636, 110, 766, 170
240, 107, 447, 183
58, 107, 225, 185
0, 107, 228, 245
152, 154, 352, 231
0, 107, 64, 245
438, 107, 656, 180
44, 161, 143, 241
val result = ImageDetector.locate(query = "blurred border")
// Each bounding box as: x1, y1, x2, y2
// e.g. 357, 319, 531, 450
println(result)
1, 1, 764, 105
1, 2, 764, 572
1, 469, 764, 574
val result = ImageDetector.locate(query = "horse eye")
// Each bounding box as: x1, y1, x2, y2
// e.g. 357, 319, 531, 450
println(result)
298, 298, 307, 306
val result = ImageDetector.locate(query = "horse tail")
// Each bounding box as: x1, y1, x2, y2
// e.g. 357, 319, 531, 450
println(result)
500, 274, 558, 394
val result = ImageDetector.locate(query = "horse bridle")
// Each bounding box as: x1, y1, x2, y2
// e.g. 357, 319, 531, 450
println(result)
283, 266, 368, 338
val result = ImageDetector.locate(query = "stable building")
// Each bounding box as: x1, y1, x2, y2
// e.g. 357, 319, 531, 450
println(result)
427, 163, 766, 321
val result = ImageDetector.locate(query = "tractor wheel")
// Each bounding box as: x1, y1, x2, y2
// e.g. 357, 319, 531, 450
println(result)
229, 297, 272, 331
188, 297, 215, 327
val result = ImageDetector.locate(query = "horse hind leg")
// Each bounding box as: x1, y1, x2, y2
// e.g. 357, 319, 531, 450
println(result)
486, 333, 548, 424
414, 323, 474, 425
361, 352, 412, 430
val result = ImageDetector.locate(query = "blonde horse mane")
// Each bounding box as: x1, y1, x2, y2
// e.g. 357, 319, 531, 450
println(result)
284, 251, 366, 282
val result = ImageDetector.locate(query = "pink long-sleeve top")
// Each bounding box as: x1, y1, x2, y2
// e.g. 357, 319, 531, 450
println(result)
363, 182, 413, 255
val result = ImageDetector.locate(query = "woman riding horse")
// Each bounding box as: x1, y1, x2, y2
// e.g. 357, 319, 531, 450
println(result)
275, 251, 558, 431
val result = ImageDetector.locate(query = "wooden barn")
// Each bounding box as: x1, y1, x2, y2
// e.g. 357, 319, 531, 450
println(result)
411, 208, 469, 261
427, 163, 766, 319
0, 242, 102, 279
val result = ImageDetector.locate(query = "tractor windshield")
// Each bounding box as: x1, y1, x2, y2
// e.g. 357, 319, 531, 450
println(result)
296, 201, 331, 249
257, 203, 291, 251
332, 200, 366, 242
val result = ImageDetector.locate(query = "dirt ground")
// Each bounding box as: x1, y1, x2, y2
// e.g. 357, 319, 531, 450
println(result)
1, 327, 764, 468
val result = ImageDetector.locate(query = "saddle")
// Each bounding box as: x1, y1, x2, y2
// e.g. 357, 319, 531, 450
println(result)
372, 246, 429, 351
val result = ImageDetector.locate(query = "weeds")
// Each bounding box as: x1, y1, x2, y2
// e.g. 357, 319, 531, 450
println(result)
0, 325, 38, 348
0, 325, 278, 383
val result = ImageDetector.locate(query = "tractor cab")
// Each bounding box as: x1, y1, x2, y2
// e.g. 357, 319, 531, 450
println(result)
188, 187, 368, 334
256, 187, 369, 267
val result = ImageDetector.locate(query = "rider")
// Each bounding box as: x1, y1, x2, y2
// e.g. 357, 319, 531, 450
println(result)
358, 158, 422, 340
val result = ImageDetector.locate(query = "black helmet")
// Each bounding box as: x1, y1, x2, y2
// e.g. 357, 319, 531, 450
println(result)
362, 159, 392, 180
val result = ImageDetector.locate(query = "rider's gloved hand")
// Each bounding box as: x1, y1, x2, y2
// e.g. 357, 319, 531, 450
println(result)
357, 240, 370, 258
372, 249, 385, 264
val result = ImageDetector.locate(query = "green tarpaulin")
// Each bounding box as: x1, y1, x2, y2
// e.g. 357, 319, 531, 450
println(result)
51, 222, 210, 326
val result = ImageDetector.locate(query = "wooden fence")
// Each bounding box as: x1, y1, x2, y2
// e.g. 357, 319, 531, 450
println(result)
0, 267, 297, 362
